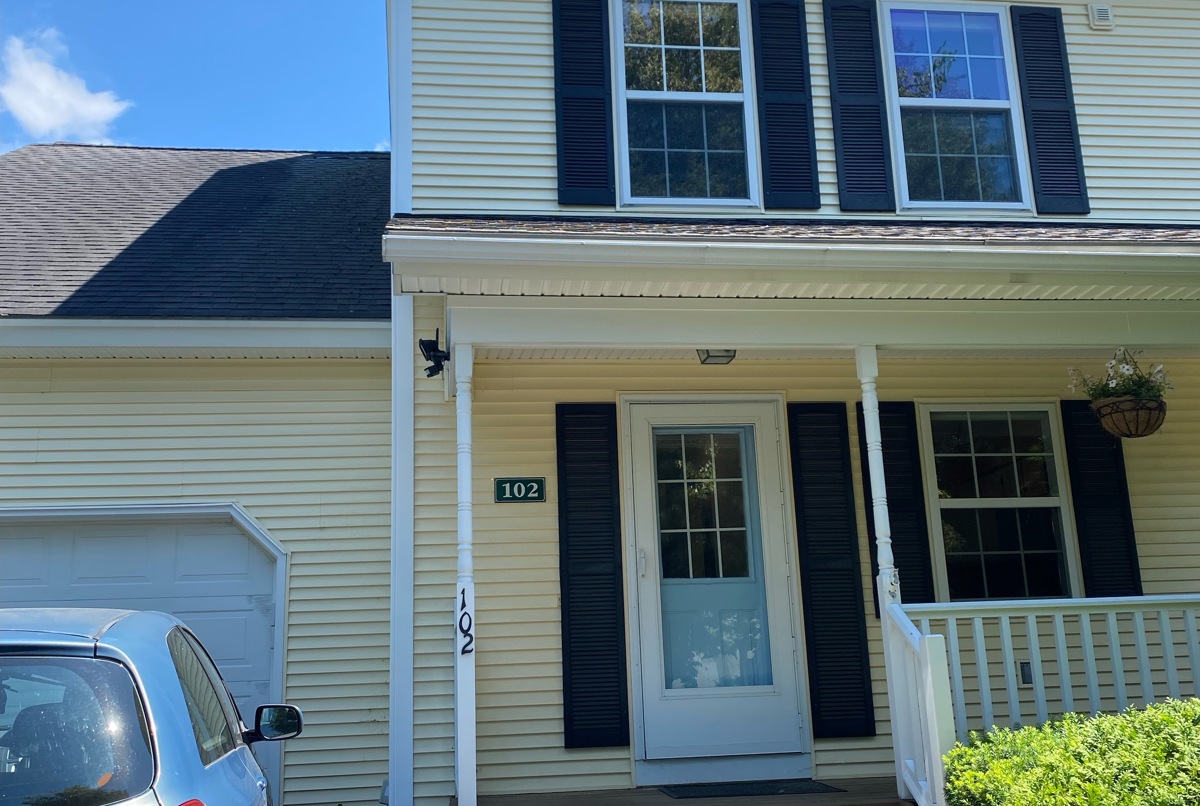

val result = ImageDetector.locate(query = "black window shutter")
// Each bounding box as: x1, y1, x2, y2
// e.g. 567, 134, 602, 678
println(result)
1011, 6, 1090, 214
823, 0, 895, 212
788, 403, 875, 739
856, 402, 936, 610
553, 0, 615, 205
752, 0, 820, 209
1060, 401, 1141, 596
556, 403, 629, 747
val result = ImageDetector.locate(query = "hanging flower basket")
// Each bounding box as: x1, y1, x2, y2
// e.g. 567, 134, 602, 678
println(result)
1090, 396, 1167, 439
1069, 347, 1172, 440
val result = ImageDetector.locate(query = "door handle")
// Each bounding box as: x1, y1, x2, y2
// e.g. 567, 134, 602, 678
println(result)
638, 549, 647, 578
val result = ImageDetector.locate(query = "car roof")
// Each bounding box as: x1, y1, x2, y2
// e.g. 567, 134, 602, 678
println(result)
0, 607, 139, 641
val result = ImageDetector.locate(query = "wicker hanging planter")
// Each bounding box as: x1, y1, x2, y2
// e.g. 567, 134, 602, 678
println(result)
1091, 396, 1167, 439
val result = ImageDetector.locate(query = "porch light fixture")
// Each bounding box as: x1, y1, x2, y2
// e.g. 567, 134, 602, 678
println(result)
697, 349, 736, 365
419, 328, 451, 378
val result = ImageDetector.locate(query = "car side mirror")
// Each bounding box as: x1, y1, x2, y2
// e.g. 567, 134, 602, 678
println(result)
246, 704, 303, 743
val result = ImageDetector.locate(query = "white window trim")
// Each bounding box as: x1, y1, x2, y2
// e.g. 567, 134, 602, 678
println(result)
611, 0, 762, 208
916, 402, 1085, 601
880, 1, 1034, 212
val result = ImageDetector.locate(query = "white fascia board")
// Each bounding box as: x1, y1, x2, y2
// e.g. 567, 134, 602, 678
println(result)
0, 319, 391, 359
384, 233, 1200, 289
445, 297, 1200, 352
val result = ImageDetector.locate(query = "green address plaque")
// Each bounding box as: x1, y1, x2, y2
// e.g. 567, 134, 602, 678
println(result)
494, 477, 546, 503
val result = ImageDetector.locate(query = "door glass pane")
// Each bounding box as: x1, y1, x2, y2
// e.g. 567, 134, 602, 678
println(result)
653, 427, 772, 688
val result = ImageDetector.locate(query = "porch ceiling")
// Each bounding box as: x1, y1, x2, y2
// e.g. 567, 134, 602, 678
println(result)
386, 216, 1200, 302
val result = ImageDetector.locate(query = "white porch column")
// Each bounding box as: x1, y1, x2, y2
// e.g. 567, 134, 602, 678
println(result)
389, 293, 415, 806
454, 343, 478, 806
855, 345, 907, 799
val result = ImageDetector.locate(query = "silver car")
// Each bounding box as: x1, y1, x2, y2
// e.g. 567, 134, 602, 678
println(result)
0, 608, 302, 805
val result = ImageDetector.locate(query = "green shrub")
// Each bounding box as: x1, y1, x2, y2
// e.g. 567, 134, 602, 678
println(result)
943, 698, 1200, 806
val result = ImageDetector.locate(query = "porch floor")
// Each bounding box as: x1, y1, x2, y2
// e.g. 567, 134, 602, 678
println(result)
477, 777, 911, 806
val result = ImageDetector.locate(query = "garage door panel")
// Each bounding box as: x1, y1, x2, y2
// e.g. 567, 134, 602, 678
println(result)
0, 537, 49, 585
69, 528, 159, 586
0, 519, 275, 714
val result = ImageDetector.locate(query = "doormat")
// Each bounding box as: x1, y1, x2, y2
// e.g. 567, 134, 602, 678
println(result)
659, 779, 845, 799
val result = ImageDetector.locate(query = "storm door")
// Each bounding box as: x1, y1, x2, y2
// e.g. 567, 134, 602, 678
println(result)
627, 401, 806, 762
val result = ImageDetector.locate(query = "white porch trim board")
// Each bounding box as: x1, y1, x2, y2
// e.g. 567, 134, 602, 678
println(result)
445, 297, 1200, 353
454, 343, 478, 806
390, 294, 416, 806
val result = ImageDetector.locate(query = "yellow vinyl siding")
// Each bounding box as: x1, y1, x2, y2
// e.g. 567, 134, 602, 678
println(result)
0, 359, 390, 806
405, 331, 1199, 797
410, 0, 1200, 223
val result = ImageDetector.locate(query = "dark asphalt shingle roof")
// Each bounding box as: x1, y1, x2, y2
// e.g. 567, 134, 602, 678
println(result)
386, 214, 1200, 245
1, 143, 390, 319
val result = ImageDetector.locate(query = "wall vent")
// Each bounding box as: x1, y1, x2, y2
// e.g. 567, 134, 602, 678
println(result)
1088, 4, 1115, 29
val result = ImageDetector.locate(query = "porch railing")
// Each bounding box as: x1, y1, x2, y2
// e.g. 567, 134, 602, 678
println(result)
883, 601, 956, 806
903, 594, 1200, 742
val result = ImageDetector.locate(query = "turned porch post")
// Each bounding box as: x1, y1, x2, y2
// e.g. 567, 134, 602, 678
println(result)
855, 345, 907, 799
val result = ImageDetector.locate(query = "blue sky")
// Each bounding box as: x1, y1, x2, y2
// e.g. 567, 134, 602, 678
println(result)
0, 1, 389, 153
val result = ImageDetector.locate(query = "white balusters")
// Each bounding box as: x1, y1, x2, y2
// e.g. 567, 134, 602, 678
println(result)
1027, 615, 1048, 725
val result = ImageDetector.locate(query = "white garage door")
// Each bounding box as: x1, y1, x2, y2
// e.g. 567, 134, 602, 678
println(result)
0, 517, 276, 722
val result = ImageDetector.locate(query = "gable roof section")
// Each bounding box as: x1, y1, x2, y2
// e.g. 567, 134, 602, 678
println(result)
0, 144, 390, 319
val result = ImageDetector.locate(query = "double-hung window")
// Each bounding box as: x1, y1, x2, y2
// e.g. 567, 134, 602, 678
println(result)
880, 3, 1032, 209
920, 404, 1080, 601
615, 0, 758, 204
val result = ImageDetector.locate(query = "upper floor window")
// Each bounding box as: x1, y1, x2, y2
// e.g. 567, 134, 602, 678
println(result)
919, 404, 1080, 600
615, 1, 759, 204
880, 3, 1032, 210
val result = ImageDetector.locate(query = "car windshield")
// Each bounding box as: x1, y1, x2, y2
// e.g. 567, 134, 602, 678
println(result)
0, 656, 153, 806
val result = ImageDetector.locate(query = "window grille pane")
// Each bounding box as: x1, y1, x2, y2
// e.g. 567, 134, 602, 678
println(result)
626, 47, 664, 91
891, 9, 929, 53
902, 110, 1019, 203
984, 554, 1025, 598
963, 12, 1003, 56
704, 50, 742, 92
701, 2, 739, 47
663, 1, 701, 45
627, 101, 747, 199
625, 1, 664, 45
936, 455, 977, 498
665, 48, 703, 91
720, 530, 749, 577
662, 531, 690, 578
687, 480, 717, 529
658, 481, 686, 528
946, 553, 986, 599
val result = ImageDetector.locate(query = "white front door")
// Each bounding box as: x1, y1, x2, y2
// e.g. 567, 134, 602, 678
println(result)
627, 400, 807, 763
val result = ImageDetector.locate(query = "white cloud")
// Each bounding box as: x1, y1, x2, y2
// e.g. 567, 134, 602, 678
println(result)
373, 139, 390, 152
0, 29, 131, 142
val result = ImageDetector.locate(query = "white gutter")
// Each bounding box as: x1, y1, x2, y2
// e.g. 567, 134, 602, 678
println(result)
0, 319, 390, 359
